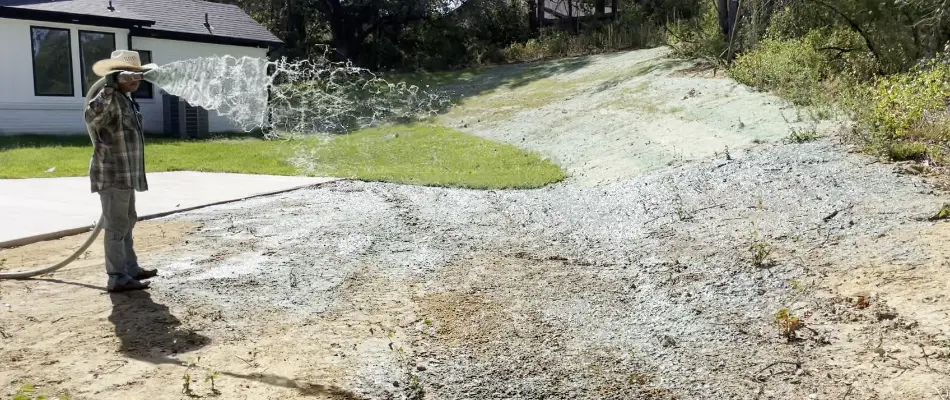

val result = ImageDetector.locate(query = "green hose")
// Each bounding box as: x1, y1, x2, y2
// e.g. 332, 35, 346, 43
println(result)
0, 77, 110, 279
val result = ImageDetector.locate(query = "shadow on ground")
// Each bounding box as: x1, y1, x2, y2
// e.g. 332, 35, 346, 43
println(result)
108, 291, 362, 399
32, 277, 107, 292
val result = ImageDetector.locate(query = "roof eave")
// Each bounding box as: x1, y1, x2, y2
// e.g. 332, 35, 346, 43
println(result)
0, 6, 155, 28
130, 27, 283, 48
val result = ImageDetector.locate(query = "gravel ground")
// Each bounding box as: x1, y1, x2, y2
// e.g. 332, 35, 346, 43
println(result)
150, 138, 950, 399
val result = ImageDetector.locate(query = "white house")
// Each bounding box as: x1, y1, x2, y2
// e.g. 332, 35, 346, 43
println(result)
0, 0, 282, 135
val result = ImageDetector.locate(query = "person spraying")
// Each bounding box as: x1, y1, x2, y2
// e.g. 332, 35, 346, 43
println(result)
85, 50, 160, 292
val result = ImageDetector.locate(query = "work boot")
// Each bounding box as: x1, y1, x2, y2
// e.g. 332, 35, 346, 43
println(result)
128, 263, 158, 280
108, 278, 151, 293
132, 268, 158, 280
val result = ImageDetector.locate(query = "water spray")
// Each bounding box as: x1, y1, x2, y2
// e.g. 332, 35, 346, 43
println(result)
0, 50, 450, 279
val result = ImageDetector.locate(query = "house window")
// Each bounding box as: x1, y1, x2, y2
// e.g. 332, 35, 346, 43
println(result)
133, 50, 154, 99
79, 30, 116, 95
30, 26, 73, 97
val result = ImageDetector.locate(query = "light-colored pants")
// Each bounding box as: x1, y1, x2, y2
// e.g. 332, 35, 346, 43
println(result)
98, 187, 144, 288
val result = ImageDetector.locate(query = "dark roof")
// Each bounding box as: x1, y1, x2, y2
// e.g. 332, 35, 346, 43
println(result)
0, 0, 153, 26
0, 0, 282, 47
118, 0, 282, 46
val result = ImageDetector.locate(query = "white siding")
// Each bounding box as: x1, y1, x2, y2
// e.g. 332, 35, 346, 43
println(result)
0, 17, 129, 135
0, 18, 269, 135
129, 37, 268, 134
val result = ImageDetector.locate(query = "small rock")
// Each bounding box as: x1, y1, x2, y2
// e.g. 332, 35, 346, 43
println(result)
660, 335, 677, 348
417, 365, 427, 371
876, 311, 898, 321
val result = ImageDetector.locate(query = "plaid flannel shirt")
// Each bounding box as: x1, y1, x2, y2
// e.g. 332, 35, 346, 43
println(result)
84, 74, 148, 193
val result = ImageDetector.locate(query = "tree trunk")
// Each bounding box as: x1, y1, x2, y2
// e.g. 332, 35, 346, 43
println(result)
595, 0, 606, 16
285, 0, 307, 59
717, 0, 729, 36
329, 28, 364, 62
725, 0, 741, 60
611, 0, 617, 20
727, 0, 739, 34
538, 0, 547, 28
527, 0, 539, 32
567, 0, 576, 33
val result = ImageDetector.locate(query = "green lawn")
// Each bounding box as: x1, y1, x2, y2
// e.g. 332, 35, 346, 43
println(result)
0, 124, 565, 189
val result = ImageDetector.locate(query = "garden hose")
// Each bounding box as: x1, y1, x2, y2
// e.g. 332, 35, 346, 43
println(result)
0, 77, 110, 279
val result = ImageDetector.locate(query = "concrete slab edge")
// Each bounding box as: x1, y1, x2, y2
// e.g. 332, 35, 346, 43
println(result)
0, 179, 340, 249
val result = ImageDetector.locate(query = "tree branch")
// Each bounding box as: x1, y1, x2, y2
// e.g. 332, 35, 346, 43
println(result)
816, 46, 856, 53
802, 0, 882, 63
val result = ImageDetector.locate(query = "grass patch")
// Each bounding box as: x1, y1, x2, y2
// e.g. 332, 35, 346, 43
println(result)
8, 383, 70, 400
0, 125, 565, 190
785, 127, 821, 143
887, 142, 933, 162
289, 124, 565, 189
0, 134, 297, 178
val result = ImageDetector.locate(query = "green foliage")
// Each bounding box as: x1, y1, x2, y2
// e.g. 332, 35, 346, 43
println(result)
204, 369, 221, 395
786, 127, 821, 143
846, 58, 950, 163
666, 1, 727, 63
730, 28, 875, 107
774, 308, 803, 342
863, 60, 950, 139
931, 204, 950, 221
887, 141, 934, 161
502, 9, 666, 64
362, 0, 533, 70
666, 0, 949, 169
748, 231, 773, 267
730, 36, 826, 105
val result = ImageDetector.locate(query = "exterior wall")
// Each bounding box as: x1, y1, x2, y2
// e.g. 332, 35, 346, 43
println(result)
0, 18, 270, 135
129, 37, 269, 134
0, 17, 129, 135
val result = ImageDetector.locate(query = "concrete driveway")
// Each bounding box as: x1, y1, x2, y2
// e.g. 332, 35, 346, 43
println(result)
0, 172, 337, 247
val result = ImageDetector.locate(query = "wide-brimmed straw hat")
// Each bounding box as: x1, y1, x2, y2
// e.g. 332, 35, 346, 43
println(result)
92, 50, 158, 77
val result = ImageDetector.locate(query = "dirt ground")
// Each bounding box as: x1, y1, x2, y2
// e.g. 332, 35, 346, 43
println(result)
3, 48, 950, 400
0, 221, 366, 400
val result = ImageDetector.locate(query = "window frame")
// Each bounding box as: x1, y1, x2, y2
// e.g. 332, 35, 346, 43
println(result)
132, 49, 154, 99
29, 25, 74, 97
78, 29, 117, 95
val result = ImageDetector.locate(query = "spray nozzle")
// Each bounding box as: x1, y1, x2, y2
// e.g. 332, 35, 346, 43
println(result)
143, 68, 163, 84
